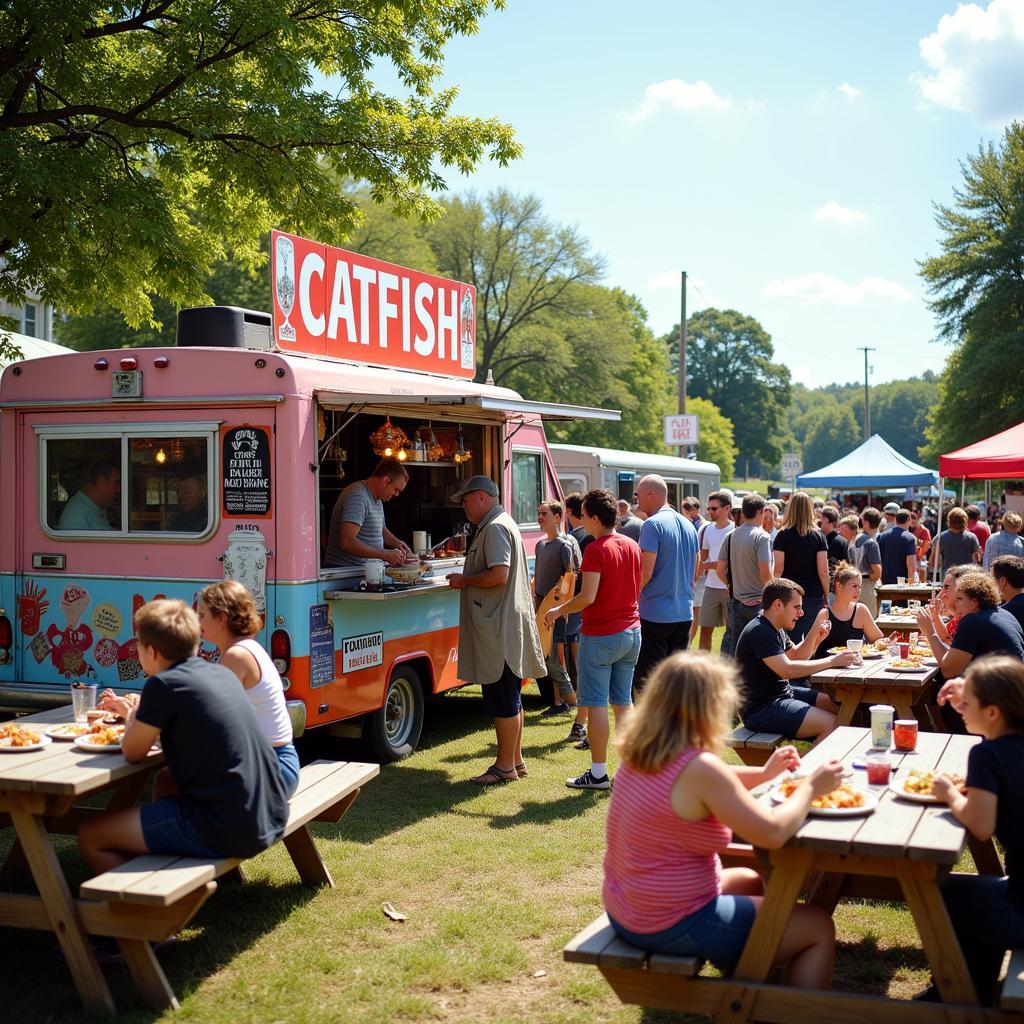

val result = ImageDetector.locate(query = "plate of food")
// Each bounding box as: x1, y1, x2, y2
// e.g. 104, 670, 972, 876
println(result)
770, 778, 877, 816
891, 769, 966, 804
73, 725, 126, 751
45, 722, 94, 741
888, 659, 928, 672
0, 722, 52, 752
384, 563, 428, 584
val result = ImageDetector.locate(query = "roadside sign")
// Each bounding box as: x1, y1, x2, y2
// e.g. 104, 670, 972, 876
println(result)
781, 453, 802, 478
664, 414, 699, 447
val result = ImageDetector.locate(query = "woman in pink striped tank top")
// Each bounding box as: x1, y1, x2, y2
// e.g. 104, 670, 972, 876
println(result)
603, 651, 840, 988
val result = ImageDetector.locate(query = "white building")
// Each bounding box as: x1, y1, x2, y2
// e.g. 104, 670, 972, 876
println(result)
0, 295, 57, 341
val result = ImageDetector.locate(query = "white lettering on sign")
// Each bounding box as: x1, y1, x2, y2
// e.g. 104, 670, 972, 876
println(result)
342, 631, 384, 674
664, 414, 700, 447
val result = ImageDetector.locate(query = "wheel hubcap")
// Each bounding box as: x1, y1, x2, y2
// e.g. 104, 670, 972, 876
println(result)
384, 677, 415, 746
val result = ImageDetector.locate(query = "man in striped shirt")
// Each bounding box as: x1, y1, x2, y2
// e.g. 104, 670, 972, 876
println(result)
983, 513, 1024, 570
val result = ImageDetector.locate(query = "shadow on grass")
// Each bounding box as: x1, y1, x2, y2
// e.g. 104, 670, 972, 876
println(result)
480, 791, 606, 829
0, 876, 317, 1022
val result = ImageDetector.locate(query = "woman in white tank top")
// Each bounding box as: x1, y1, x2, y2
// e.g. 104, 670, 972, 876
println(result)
198, 581, 299, 796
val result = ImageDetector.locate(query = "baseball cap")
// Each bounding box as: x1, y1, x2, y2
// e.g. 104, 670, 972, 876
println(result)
883, 502, 900, 514
451, 475, 499, 502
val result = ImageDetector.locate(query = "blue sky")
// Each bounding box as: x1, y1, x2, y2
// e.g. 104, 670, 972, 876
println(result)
394, 0, 1024, 389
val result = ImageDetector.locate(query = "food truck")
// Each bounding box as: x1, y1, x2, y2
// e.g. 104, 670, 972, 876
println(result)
549, 443, 720, 509
0, 232, 616, 760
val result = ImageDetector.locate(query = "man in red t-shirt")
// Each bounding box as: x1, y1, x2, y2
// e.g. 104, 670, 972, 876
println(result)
546, 488, 641, 791
966, 505, 991, 554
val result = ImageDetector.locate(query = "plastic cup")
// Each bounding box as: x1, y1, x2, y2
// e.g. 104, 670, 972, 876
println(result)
897, 642, 910, 659
897, 576, 907, 586
846, 638, 864, 653
364, 559, 384, 590
870, 704, 894, 749
866, 752, 892, 785
894, 719, 919, 751
71, 683, 97, 723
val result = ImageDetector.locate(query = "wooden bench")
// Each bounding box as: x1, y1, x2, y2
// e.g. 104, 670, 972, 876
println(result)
564, 912, 702, 977
725, 726, 785, 766
78, 759, 378, 1010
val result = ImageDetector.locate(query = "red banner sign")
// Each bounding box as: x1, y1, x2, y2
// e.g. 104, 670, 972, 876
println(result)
271, 230, 476, 379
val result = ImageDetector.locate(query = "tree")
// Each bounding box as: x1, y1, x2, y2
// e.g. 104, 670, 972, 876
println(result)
0, 1, 520, 326
663, 308, 791, 467
852, 378, 939, 462
919, 121, 1024, 455
688, 397, 737, 479
425, 190, 605, 384
802, 403, 860, 473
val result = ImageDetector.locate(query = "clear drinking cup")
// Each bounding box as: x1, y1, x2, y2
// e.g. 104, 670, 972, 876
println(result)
71, 683, 98, 723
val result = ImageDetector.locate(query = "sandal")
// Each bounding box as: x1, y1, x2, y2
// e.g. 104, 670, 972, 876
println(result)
469, 764, 518, 785
515, 762, 528, 778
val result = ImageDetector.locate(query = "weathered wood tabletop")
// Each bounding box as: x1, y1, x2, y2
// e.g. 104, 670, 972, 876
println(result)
0, 705, 165, 1016
811, 655, 942, 728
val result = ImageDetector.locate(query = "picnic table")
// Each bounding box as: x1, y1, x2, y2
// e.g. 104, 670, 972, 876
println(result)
810, 655, 942, 729
0, 704, 165, 1015
877, 582, 939, 604
876, 612, 927, 635
568, 726, 1007, 1022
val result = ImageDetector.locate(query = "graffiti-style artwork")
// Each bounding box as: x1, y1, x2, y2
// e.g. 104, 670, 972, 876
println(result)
94, 637, 119, 668
29, 632, 50, 664
117, 639, 142, 682
133, 593, 166, 617
222, 529, 267, 613
92, 604, 123, 639
46, 585, 96, 679
17, 581, 49, 636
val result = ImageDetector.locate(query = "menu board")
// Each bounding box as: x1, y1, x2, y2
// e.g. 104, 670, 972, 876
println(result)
221, 425, 272, 518
309, 604, 335, 689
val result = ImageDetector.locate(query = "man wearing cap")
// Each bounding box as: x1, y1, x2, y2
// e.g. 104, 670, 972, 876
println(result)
324, 457, 412, 568
447, 475, 545, 785
879, 501, 900, 534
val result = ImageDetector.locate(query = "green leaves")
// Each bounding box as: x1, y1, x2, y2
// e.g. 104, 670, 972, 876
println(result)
0, 1, 519, 324
919, 120, 1024, 459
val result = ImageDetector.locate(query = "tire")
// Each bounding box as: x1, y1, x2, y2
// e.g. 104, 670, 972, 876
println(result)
364, 665, 425, 763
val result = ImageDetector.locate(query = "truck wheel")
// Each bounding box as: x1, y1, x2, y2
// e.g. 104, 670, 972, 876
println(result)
365, 666, 425, 762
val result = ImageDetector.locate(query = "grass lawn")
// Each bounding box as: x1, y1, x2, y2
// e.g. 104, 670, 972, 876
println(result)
1, 658, 938, 1022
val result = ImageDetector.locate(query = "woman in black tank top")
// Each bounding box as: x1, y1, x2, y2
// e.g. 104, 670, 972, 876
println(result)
814, 562, 886, 659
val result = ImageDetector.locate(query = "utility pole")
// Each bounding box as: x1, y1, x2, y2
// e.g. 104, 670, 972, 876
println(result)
679, 271, 687, 415
858, 346, 875, 440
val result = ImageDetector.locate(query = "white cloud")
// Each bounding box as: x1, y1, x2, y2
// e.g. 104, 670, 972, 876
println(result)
815, 200, 866, 225
837, 83, 863, 99
912, 0, 1024, 122
626, 79, 732, 121
761, 273, 913, 306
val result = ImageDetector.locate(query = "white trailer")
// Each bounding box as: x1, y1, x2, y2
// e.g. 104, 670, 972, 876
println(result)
549, 443, 721, 509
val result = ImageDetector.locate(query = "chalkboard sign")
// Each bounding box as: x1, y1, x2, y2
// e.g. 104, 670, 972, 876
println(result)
309, 604, 334, 689
222, 425, 272, 518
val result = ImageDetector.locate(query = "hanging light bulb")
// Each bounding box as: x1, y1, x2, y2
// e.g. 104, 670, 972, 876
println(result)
156, 448, 167, 464
369, 415, 409, 457
426, 422, 445, 462
454, 425, 471, 464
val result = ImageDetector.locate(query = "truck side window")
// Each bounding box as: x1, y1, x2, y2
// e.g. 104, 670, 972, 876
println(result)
42, 433, 212, 536
45, 439, 122, 532
511, 450, 543, 526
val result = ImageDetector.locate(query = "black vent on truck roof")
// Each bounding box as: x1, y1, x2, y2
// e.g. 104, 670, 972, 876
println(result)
176, 306, 273, 350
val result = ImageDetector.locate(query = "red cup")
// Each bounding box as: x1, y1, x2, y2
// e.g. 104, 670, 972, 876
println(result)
866, 755, 892, 785
897, 642, 910, 659
894, 719, 919, 751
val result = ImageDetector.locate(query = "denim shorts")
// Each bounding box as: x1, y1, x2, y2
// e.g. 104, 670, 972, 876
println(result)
274, 742, 301, 798
577, 627, 641, 707
609, 894, 758, 970
744, 684, 818, 735
141, 797, 223, 858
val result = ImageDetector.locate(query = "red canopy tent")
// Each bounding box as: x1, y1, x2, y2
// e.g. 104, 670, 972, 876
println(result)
939, 421, 1024, 480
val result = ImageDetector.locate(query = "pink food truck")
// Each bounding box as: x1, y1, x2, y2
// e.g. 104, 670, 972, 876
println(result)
0, 233, 616, 760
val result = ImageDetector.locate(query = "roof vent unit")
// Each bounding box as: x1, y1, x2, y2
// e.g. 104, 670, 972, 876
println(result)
176, 306, 273, 350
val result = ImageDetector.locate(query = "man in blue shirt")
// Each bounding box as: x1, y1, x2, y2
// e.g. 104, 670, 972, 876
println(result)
632, 474, 698, 692
57, 460, 120, 531
877, 508, 918, 584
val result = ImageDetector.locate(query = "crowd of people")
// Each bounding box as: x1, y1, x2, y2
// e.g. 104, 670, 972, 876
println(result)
516, 479, 1024, 1004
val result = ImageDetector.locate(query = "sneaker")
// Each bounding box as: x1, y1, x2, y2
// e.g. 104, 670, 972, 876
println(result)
566, 768, 611, 790
567, 722, 587, 742
540, 703, 570, 716
574, 734, 590, 751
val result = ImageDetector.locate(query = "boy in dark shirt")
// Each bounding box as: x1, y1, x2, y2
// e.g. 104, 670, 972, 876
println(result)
992, 554, 1024, 632
79, 599, 289, 875
735, 578, 854, 741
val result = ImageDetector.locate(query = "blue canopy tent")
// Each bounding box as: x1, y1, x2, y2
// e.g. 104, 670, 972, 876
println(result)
796, 434, 938, 489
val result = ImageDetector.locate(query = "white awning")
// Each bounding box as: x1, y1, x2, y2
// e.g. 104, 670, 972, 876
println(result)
315, 391, 619, 423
